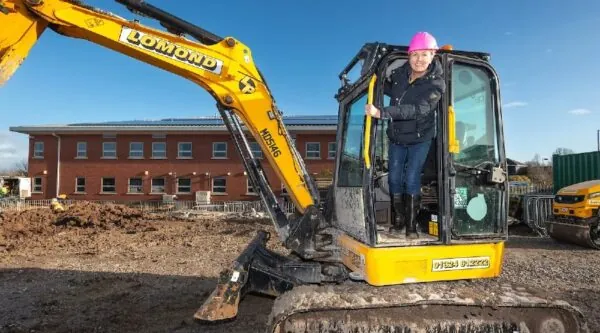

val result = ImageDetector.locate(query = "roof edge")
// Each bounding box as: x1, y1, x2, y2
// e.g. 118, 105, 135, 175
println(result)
9, 125, 337, 134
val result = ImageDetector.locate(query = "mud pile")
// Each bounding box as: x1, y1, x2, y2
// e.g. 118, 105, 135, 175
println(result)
0, 202, 157, 251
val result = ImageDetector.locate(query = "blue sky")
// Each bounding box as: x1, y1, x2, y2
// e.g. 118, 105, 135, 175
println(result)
1, 0, 600, 169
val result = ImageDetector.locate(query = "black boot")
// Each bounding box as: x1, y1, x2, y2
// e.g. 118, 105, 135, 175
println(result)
406, 194, 420, 239
389, 193, 405, 234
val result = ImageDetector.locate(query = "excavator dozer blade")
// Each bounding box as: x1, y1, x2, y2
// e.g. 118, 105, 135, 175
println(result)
547, 219, 600, 249
0, 0, 48, 86
267, 281, 589, 333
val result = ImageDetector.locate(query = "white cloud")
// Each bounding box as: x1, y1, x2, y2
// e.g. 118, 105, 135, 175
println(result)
568, 108, 591, 115
0, 131, 28, 170
503, 101, 528, 108
0, 143, 18, 159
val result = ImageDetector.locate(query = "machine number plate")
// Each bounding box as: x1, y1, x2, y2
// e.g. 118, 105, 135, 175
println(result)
432, 256, 490, 272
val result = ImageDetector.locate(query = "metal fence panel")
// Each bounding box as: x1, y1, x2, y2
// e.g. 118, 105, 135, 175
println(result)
0, 199, 296, 215
522, 194, 555, 236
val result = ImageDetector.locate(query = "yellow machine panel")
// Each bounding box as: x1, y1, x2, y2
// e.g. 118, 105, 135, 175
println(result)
340, 234, 504, 286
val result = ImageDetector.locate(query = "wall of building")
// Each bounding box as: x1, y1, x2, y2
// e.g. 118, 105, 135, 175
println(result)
27, 131, 336, 202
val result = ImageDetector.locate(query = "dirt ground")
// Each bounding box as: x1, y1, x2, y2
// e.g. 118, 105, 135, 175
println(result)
1, 202, 599, 333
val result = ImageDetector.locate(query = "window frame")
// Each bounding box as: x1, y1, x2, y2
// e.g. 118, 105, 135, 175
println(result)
32, 177, 43, 193
128, 177, 143, 194
151, 177, 166, 193
129, 142, 144, 159
75, 177, 86, 193
101, 177, 116, 193
177, 142, 192, 159
152, 142, 167, 159
177, 177, 192, 194
212, 142, 228, 159
211, 177, 227, 194
33, 142, 44, 158
102, 142, 117, 159
305, 142, 321, 159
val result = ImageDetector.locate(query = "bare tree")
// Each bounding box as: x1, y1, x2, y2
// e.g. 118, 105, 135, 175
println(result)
526, 153, 541, 166
554, 147, 575, 156
0, 158, 28, 176
13, 158, 28, 176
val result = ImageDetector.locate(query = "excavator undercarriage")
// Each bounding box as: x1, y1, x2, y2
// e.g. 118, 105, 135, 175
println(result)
268, 282, 588, 333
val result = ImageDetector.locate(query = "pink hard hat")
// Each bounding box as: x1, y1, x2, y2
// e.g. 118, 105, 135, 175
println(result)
408, 32, 438, 52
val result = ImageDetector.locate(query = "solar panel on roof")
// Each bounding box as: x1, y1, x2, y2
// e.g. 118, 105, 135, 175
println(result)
67, 115, 338, 127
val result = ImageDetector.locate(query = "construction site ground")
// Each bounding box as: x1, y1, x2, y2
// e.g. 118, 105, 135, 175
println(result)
1, 202, 599, 333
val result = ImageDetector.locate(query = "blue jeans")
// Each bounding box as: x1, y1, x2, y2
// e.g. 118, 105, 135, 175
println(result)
388, 139, 432, 195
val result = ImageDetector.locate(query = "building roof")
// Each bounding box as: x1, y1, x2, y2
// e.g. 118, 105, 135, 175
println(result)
9, 115, 339, 134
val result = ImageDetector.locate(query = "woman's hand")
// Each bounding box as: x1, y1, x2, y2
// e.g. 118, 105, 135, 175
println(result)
365, 104, 381, 118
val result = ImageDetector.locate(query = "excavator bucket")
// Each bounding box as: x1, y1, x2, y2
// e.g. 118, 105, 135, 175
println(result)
548, 219, 600, 249
194, 230, 325, 322
0, 0, 48, 86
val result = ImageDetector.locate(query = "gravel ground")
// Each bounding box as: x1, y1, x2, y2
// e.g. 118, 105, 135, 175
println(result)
0, 204, 598, 332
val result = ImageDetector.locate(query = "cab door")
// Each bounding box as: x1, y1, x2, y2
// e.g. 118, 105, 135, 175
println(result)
332, 78, 374, 245
445, 54, 508, 240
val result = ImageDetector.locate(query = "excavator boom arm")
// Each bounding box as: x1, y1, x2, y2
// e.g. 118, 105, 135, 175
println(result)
0, 0, 323, 245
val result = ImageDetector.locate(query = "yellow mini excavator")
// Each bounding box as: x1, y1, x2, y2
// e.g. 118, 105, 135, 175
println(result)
1, 0, 590, 331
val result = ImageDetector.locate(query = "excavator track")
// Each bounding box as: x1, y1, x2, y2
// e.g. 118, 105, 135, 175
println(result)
547, 217, 600, 250
267, 280, 589, 333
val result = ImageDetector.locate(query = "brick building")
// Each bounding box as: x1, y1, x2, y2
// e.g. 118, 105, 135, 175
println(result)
9, 115, 337, 202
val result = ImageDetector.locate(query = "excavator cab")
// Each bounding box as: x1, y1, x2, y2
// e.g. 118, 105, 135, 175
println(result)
328, 43, 510, 286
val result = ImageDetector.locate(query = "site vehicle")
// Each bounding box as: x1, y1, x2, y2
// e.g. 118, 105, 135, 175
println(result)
547, 180, 600, 249
0, 176, 31, 199
1, 0, 589, 331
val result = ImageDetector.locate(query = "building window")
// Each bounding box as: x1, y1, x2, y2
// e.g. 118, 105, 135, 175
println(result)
75, 177, 85, 193
212, 177, 226, 193
77, 142, 87, 158
152, 142, 166, 158
129, 142, 144, 158
249, 142, 263, 158
102, 177, 116, 193
33, 177, 42, 192
103, 142, 116, 158
151, 178, 165, 193
33, 142, 44, 158
306, 142, 320, 159
177, 178, 191, 193
128, 177, 143, 193
212, 142, 227, 158
246, 178, 257, 194
328, 142, 336, 159
178, 142, 192, 158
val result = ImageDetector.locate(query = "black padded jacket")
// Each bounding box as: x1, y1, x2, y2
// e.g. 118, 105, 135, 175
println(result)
381, 58, 446, 145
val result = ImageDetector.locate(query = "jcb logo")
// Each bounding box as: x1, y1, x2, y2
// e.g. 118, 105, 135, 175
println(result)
239, 76, 256, 94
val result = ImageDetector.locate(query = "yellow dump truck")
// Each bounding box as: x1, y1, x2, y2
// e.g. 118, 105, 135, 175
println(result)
547, 180, 600, 249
